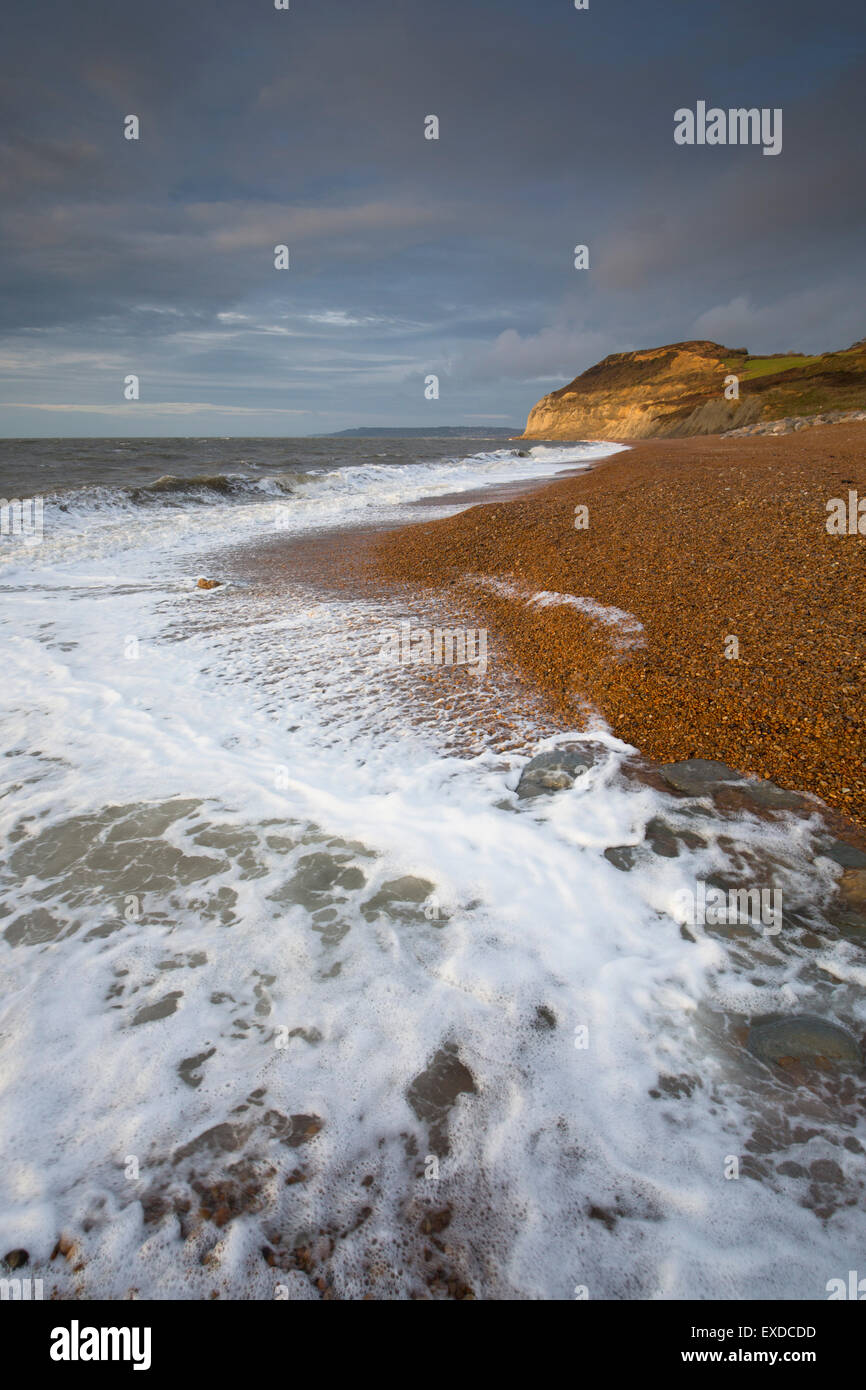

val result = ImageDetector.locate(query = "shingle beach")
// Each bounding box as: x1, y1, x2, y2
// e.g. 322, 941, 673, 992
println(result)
360, 423, 866, 828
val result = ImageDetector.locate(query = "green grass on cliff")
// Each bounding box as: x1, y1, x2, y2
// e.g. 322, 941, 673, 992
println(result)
726, 354, 822, 380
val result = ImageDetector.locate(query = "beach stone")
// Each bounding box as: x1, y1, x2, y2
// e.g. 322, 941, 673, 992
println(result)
196, 577, 223, 590
674, 826, 707, 850
809, 1159, 844, 1185
361, 875, 435, 924
644, 817, 679, 858
174, 1121, 253, 1162
131, 991, 182, 1026
407, 1043, 476, 1156
822, 840, 866, 870
776, 1161, 806, 1179
265, 1111, 323, 1148
736, 779, 810, 813
274, 851, 366, 910
830, 909, 866, 943
712, 781, 811, 819
616, 758, 674, 796
178, 1047, 216, 1089
605, 845, 638, 872
658, 759, 744, 796
4, 908, 63, 947
838, 869, 866, 911
746, 1015, 862, 1069
516, 746, 600, 799
3, 1249, 28, 1269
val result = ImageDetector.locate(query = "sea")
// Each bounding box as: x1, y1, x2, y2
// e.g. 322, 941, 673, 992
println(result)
0, 435, 863, 1300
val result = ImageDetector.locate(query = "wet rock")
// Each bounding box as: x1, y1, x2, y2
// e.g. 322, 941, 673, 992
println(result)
822, 866, 866, 937
658, 759, 744, 796
291, 852, 364, 894
833, 921, 866, 947
776, 1160, 806, 1179
831, 911, 866, 942
271, 852, 367, 910
649, 1072, 701, 1100
675, 827, 707, 850
516, 745, 600, 800
196, 577, 223, 590
4, 908, 63, 947
158, 951, 207, 971
407, 1043, 477, 1157
265, 1111, 323, 1148
644, 817, 679, 858
616, 758, 675, 796
3, 1249, 28, 1269
809, 1159, 844, 1185
839, 869, 866, 912
419, 1206, 452, 1235
311, 918, 350, 946
193, 1166, 268, 1226
361, 875, 435, 924
604, 845, 638, 872
746, 1015, 862, 1070
822, 840, 866, 870
178, 1048, 216, 1088
106, 798, 201, 842
131, 991, 182, 1026
174, 1121, 252, 1162
735, 780, 811, 813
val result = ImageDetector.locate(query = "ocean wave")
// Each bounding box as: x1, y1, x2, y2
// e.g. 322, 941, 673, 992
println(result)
0, 441, 627, 574
130, 471, 312, 502
41, 469, 320, 518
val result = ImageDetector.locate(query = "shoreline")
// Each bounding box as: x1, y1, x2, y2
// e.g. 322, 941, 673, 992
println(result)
7, 429, 866, 1300
312, 422, 866, 832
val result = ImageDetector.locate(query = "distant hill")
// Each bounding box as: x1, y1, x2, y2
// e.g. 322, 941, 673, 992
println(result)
326, 426, 520, 438
521, 339, 866, 440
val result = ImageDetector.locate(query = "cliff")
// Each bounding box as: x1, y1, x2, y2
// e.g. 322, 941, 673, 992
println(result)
521, 339, 866, 440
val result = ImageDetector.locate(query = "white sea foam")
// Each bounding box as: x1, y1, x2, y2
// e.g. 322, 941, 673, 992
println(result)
0, 441, 627, 576
0, 439, 863, 1300
472, 577, 646, 652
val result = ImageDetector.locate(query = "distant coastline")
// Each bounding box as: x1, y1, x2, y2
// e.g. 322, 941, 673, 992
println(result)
324, 426, 521, 438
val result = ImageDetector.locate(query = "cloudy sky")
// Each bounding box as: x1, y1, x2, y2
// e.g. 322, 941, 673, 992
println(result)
1, 0, 864, 436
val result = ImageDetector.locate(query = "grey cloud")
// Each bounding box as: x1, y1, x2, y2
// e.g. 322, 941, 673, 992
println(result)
0, 0, 863, 433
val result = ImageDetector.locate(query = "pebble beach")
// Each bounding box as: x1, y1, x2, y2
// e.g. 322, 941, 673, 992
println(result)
362, 422, 866, 833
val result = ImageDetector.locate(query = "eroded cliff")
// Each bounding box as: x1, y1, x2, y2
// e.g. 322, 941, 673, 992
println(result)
521, 339, 866, 439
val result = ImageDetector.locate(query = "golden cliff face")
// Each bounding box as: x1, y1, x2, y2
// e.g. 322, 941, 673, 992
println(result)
521, 339, 866, 440
522, 342, 749, 440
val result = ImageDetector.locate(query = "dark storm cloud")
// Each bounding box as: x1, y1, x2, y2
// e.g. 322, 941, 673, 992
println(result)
0, 0, 864, 433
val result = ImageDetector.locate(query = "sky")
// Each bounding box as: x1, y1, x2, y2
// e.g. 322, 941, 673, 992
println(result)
0, 0, 864, 436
